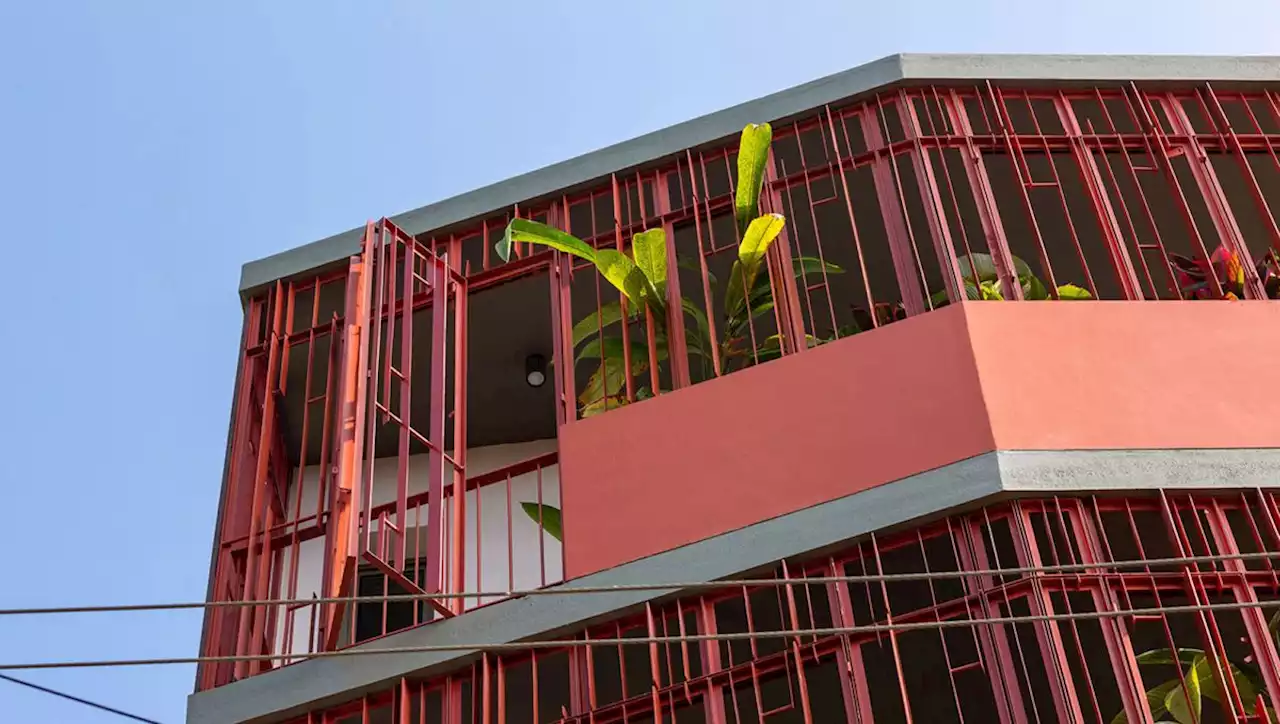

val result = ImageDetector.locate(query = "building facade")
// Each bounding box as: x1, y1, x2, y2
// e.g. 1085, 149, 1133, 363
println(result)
189, 54, 1280, 724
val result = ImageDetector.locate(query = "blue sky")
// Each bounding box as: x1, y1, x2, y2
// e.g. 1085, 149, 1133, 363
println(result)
1, 1, 1278, 721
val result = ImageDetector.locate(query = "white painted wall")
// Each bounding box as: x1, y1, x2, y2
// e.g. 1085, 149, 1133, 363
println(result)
271, 439, 561, 662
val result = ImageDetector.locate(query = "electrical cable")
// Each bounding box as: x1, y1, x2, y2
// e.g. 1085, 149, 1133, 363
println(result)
0, 673, 166, 724
1, 548, 1277, 617
1, 598, 1278, 671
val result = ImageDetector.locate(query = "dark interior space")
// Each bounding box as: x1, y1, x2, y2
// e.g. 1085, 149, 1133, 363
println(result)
276, 270, 558, 472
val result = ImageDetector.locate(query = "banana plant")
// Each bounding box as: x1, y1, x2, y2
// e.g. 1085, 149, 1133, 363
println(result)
1116, 610, 1280, 724
495, 122, 840, 420
501, 123, 843, 535
1111, 648, 1258, 724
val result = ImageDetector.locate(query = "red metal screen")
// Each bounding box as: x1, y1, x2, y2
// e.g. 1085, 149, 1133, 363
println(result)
413, 83, 1280, 422
200, 221, 569, 690
279, 491, 1280, 724
201, 79, 1280, 693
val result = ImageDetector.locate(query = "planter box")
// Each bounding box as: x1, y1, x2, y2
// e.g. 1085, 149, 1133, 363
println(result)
558, 301, 1280, 579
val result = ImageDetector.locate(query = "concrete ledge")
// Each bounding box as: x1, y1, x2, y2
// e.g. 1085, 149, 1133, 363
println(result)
187, 447, 1280, 724
1000, 448, 1280, 492
238, 53, 1280, 295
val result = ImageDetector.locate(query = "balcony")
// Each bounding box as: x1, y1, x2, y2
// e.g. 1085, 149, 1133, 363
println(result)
200, 79, 1280, 692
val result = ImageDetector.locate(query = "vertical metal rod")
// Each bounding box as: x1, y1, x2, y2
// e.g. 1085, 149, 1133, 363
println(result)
1053, 93, 1143, 299
1008, 501, 1085, 723
234, 281, 285, 679
686, 150, 723, 378
449, 243, 468, 615
611, 174, 636, 404
827, 106, 880, 327
860, 102, 928, 315
657, 169, 691, 390
899, 89, 965, 304
426, 253, 448, 598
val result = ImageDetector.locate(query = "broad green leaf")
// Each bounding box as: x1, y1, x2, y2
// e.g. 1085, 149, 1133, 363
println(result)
1057, 283, 1093, 300
1134, 648, 1257, 711
577, 333, 664, 406
725, 214, 786, 316
520, 503, 563, 541
679, 298, 713, 358
735, 123, 773, 234
596, 249, 653, 308
677, 255, 718, 286
681, 298, 711, 335
579, 359, 642, 407
956, 252, 1035, 284
685, 327, 710, 359
727, 251, 832, 331
571, 301, 638, 349
980, 279, 1005, 300
1164, 659, 1201, 724
1022, 273, 1050, 301
739, 215, 787, 270
1136, 649, 1204, 667
632, 229, 668, 296
753, 333, 818, 364
576, 335, 668, 364
1112, 679, 1180, 724
724, 298, 776, 341
498, 219, 597, 263
792, 256, 844, 278
1191, 655, 1256, 706
580, 395, 627, 418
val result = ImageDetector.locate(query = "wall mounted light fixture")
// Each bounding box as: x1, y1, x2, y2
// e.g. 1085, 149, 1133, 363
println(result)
525, 354, 546, 388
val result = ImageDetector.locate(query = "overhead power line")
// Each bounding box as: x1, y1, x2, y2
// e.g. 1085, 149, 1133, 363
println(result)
1, 598, 1278, 672
0, 673, 166, 724
1, 548, 1278, 617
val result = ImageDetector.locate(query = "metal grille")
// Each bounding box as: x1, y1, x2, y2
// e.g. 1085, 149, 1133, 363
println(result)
203, 78, 1280, 694
279, 492, 1280, 724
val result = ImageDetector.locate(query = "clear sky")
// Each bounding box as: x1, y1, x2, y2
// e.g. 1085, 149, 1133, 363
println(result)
1, 1, 1278, 721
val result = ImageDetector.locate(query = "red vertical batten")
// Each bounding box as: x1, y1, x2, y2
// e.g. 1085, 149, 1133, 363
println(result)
860, 101, 929, 315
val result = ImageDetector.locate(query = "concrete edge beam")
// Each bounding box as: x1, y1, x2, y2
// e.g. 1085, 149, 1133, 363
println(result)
188, 447, 1280, 724
238, 53, 1280, 295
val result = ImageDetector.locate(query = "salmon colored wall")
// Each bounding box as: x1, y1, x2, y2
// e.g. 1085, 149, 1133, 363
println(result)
558, 301, 1280, 580
967, 301, 1280, 450
558, 304, 994, 580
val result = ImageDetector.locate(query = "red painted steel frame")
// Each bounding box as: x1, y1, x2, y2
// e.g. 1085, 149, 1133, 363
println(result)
275, 493, 1280, 724
201, 79, 1280, 692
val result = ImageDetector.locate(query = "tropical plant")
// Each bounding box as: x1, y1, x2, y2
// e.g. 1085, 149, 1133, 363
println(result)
519, 502, 562, 542
1114, 610, 1280, 724
1169, 243, 1280, 300
495, 122, 842, 419
500, 123, 846, 533
843, 251, 1092, 329
930, 252, 1094, 305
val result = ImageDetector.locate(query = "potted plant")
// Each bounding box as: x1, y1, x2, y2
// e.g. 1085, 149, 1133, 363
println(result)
1169, 243, 1280, 300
